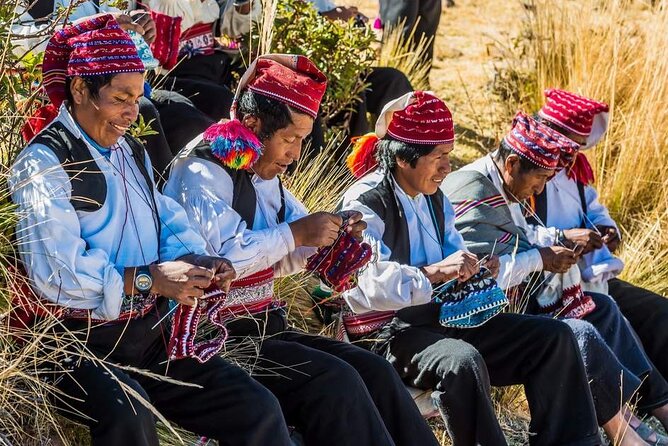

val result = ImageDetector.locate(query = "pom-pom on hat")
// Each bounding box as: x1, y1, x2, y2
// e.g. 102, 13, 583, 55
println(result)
375, 91, 455, 145
503, 112, 579, 170
538, 89, 609, 149
42, 14, 145, 108
232, 54, 327, 119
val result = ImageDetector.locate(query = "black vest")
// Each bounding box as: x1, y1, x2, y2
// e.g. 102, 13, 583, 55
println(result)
32, 121, 155, 213
180, 139, 286, 228
355, 174, 445, 325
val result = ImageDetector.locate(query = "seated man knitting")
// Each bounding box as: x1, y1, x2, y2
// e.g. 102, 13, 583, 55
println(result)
338, 91, 601, 446
9, 16, 315, 445
531, 89, 668, 408
163, 54, 439, 446
443, 112, 668, 445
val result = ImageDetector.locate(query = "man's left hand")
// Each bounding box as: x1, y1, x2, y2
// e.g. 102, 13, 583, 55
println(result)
190, 256, 237, 292
339, 210, 367, 241
484, 255, 500, 279
597, 225, 621, 253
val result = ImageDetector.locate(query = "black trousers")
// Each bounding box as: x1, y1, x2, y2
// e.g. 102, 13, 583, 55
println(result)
162, 52, 237, 122
608, 278, 668, 381
379, 0, 442, 73
138, 92, 214, 185
150, 89, 214, 159
369, 308, 601, 446
138, 96, 173, 182
53, 300, 293, 446
225, 311, 439, 446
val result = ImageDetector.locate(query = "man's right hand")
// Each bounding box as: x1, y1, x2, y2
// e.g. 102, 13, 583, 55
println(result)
289, 212, 343, 248
539, 246, 578, 273
149, 261, 215, 306
421, 250, 480, 284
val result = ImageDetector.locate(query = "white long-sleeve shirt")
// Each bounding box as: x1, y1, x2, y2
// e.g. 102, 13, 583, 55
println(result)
163, 137, 316, 279
9, 104, 207, 320
339, 170, 466, 314
457, 155, 545, 289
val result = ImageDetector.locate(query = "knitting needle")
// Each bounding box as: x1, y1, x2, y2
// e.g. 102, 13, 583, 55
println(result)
151, 297, 199, 330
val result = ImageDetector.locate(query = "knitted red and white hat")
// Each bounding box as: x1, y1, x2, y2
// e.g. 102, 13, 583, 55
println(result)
375, 91, 455, 145
231, 54, 328, 119
538, 89, 609, 149
42, 15, 145, 108
504, 112, 579, 170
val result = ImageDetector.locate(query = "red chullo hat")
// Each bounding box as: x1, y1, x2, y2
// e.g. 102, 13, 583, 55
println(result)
232, 54, 327, 119
503, 112, 579, 170
347, 91, 454, 178
376, 91, 455, 145
538, 89, 609, 138
42, 14, 145, 108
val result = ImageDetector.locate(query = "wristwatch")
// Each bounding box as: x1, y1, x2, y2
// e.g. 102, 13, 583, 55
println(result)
134, 266, 153, 295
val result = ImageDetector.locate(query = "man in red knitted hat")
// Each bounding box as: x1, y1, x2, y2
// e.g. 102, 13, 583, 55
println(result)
339, 92, 602, 445
9, 17, 315, 445
164, 55, 440, 446
530, 88, 668, 438
452, 111, 668, 445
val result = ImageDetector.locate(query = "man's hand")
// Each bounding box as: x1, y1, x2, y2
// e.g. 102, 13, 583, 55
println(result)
289, 212, 343, 248
128, 10, 156, 44
338, 210, 367, 240
421, 250, 480, 284
484, 255, 500, 279
539, 246, 578, 274
563, 228, 603, 254
321, 6, 368, 23
149, 261, 215, 306
597, 225, 621, 253
189, 256, 237, 292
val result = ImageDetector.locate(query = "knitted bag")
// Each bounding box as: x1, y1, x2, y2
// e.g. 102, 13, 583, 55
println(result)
433, 267, 508, 328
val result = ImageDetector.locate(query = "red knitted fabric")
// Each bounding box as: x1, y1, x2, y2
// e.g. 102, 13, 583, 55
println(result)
21, 103, 59, 143
538, 89, 609, 136
306, 232, 372, 292
149, 11, 182, 70
385, 91, 454, 145
503, 112, 579, 170
42, 15, 144, 107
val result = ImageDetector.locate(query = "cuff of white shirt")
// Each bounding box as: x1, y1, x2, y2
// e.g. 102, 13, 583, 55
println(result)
526, 248, 544, 272
536, 227, 559, 248
278, 222, 296, 252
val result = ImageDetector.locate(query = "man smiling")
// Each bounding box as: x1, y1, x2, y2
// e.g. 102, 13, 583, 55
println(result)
10, 17, 309, 445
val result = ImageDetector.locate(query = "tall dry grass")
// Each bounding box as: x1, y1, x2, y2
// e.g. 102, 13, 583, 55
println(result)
525, 0, 668, 293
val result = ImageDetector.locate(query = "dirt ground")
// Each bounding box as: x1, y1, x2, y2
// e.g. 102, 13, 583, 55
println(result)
352, 0, 527, 165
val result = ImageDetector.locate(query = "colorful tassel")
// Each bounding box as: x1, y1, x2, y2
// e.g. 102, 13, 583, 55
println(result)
21, 104, 58, 143
347, 133, 380, 179
567, 152, 595, 185
203, 120, 263, 170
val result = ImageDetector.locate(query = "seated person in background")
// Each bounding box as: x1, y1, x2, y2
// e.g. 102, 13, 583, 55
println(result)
148, 0, 262, 122
164, 54, 439, 446
12, 0, 214, 178
531, 89, 668, 392
304, 0, 414, 157
9, 16, 302, 445
338, 91, 601, 446
445, 112, 668, 445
